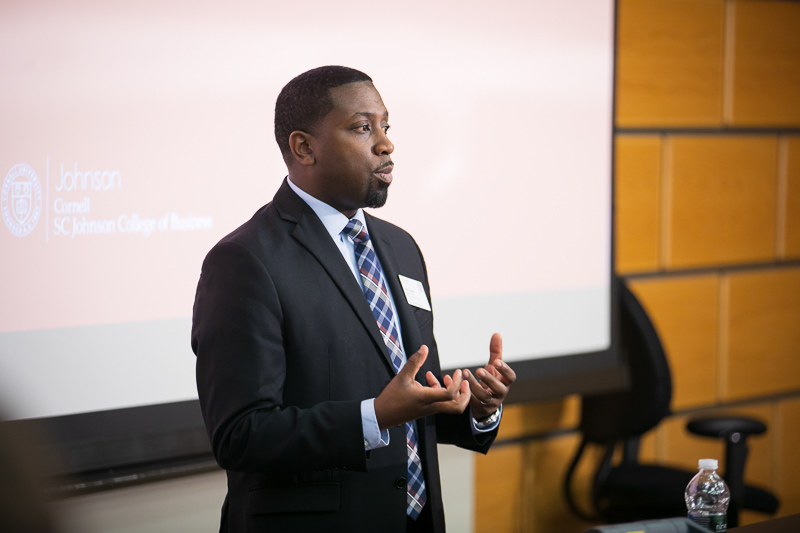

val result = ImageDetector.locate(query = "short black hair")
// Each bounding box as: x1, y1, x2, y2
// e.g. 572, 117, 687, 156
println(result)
274, 66, 373, 162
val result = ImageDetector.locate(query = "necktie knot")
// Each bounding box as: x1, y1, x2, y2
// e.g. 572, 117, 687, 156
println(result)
343, 218, 369, 244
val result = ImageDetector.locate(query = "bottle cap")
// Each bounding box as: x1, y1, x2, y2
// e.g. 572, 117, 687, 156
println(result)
698, 458, 718, 470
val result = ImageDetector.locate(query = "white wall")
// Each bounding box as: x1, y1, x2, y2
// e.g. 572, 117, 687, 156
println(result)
51, 447, 474, 533
52, 470, 227, 533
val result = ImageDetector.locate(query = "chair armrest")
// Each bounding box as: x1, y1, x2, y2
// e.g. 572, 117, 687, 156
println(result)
686, 416, 766, 439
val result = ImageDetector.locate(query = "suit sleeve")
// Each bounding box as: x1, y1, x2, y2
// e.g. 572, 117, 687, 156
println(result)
434, 411, 496, 454
191, 240, 368, 473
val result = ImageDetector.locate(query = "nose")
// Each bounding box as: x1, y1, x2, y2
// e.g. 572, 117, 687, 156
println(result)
374, 130, 394, 156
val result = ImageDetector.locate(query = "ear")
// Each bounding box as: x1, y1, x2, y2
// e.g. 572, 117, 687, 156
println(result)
288, 131, 315, 166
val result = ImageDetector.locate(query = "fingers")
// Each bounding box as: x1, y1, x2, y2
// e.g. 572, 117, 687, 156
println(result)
401, 345, 428, 379
463, 369, 494, 405
491, 358, 516, 384
475, 366, 508, 398
417, 372, 469, 407
401, 347, 472, 416
441, 369, 463, 393
418, 386, 459, 403
449, 371, 470, 410
424, 368, 463, 394
483, 333, 512, 387
488, 332, 503, 365
425, 370, 460, 390
449, 369, 463, 388
457, 379, 471, 409
434, 369, 470, 407
474, 361, 514, 403
376, 350, 472, 428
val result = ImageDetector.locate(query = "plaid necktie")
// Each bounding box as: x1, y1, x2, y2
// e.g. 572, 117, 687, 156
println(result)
343, 218, 427, 520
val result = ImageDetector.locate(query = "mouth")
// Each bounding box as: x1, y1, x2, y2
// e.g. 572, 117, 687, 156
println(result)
373, 162, 394, 184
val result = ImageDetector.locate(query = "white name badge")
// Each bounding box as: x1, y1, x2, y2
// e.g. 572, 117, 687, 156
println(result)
398, 275, 432, 311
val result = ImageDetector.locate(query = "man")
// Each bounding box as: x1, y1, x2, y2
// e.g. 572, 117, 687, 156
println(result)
192, 66, 515, 533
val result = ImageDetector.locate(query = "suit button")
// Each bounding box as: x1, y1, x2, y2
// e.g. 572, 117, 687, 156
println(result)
395, 477, 406, 489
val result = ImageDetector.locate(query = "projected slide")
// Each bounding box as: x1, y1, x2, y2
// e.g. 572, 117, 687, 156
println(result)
0, 0, 614, 420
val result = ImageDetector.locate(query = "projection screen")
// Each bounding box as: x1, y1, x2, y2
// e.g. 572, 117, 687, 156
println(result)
0, 0, 618, 481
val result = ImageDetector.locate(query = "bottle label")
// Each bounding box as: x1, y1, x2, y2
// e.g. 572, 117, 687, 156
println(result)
688, 512, 727, 532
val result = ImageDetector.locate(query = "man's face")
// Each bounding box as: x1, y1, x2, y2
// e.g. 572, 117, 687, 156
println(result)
310, 81, 394, 217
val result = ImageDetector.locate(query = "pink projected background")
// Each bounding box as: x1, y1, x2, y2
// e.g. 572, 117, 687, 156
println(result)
0, 0, 611, 334
0, 0, 613, 418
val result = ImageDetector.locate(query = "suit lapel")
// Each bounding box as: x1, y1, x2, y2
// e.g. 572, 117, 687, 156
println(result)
273, 180, 395, 374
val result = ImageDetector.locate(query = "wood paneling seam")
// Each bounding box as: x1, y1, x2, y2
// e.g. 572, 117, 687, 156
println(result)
776, 137, 789, 259
770, 402, 781, 489
718, 275, 730, 401
723, 0, 736, 125
616, 128, 800, 136
660, 135, 672, 268
623, 260, 800, 280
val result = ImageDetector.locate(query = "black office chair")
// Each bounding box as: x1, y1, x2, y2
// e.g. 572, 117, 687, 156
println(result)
563, 278, 779, 527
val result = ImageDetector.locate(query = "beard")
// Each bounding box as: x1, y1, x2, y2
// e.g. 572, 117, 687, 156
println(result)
364, 179, 389, 209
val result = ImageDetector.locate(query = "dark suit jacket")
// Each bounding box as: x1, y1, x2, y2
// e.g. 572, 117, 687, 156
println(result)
192, 179, 497, 533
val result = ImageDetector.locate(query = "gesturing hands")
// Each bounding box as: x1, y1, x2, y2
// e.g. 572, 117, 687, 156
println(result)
373, 334, 515, 430
464, 333, 516, 419
373, 345, 471, 431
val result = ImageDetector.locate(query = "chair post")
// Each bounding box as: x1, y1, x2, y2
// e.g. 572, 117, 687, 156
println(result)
724, 432, 749, 528
621, 436, 640, 466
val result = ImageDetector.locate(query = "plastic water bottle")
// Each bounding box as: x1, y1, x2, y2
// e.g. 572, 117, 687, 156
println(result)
685, 458, 731, 532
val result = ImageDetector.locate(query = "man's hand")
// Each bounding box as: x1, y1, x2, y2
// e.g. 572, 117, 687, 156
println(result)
464, 333, 516, 419
374, 345, 471, 430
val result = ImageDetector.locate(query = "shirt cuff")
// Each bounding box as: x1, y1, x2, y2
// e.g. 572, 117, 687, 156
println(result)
470, 404, 503, 433
361, 398, 390, 450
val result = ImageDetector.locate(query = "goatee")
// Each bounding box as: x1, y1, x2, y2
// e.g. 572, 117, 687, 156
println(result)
365, 180, 389, 209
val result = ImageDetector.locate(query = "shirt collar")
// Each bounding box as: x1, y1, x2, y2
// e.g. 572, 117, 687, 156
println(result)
287, 177, 367, 239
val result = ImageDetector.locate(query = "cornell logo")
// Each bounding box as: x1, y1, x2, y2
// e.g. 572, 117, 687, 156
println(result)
2, 163, 43, 237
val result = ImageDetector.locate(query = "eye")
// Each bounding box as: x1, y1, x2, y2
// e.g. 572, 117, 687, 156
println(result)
383, 125, 391, 134
358, 124, 370, 132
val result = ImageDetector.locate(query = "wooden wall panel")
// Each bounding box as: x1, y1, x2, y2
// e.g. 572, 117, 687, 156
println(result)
628, 275, 719, 409
615, 136, 662, 274
723, 267, 800, 401
526, 435, 594, 533
474, 444, 523, 533
667, 136, 778, 268
497, 396, 580, 441
658, 413, 725, 469
616, 0, 724, 127
729, 0, 800, 126
784, 137, 800, 258
775, 397, 800, 517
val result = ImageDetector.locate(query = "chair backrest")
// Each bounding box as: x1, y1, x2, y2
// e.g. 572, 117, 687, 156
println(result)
580, 278, 672, 443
